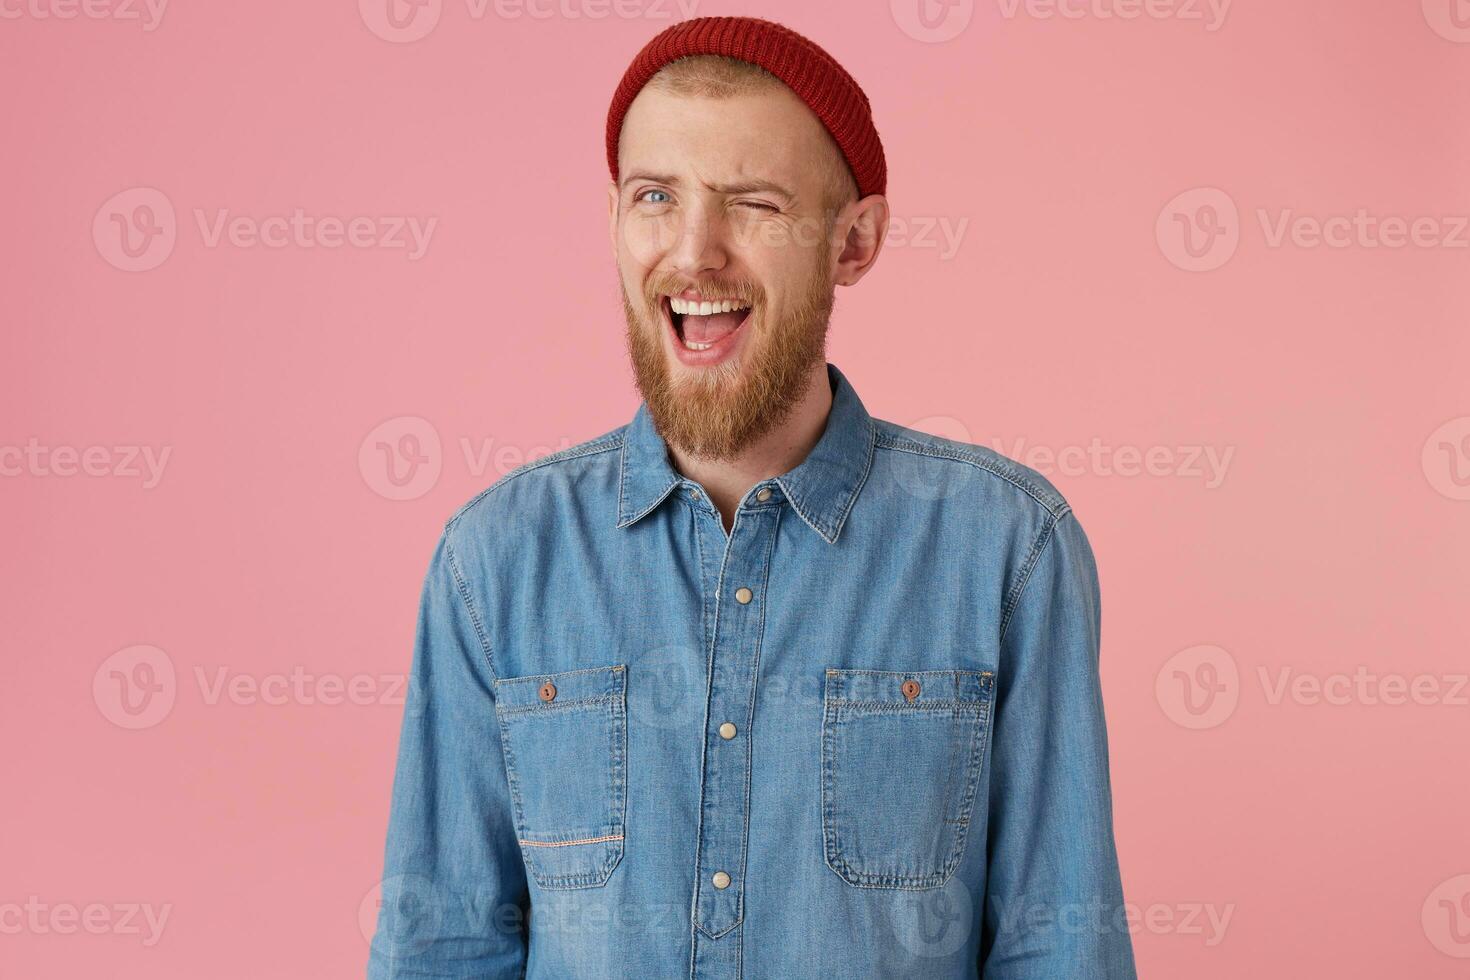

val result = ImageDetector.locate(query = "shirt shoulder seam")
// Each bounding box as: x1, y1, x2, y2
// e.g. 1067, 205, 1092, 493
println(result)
872, 427, 1071, 519
998, 510, 1072, 644
442, 533, 499, 682
444, 429, 625, 531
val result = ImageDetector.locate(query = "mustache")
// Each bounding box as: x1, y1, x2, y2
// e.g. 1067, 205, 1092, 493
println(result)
642, 273, 765, 311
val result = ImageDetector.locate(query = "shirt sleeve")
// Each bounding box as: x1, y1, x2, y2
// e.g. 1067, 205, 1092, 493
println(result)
979, 511, 1137, 979
367, 530, 530, 979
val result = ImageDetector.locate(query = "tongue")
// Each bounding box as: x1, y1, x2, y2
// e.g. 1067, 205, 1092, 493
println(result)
681, 310, 747, 345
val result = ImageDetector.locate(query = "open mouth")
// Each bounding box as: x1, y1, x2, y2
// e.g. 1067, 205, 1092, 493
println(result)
663, 295, 754, 354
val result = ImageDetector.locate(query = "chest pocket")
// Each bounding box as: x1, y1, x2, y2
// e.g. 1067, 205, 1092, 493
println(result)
820, 667, 995, 889
493, 664, 627, 890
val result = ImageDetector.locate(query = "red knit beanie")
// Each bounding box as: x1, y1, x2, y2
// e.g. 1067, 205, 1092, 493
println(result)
606, 16, 887, 199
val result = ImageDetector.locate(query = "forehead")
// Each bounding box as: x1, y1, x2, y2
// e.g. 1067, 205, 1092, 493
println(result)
618, 84, 835, 193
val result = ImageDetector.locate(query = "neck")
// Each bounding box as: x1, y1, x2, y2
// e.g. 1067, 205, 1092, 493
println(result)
668, 361, 833, 531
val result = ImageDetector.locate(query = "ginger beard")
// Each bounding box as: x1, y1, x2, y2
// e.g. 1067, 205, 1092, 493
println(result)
621, 242, 835, 461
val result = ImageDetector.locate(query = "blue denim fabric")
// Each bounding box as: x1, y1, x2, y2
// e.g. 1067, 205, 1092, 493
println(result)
368, 363, 1136, 979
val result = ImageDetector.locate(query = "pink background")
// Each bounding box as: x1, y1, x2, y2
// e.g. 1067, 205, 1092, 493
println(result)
4, 0, 1469, 976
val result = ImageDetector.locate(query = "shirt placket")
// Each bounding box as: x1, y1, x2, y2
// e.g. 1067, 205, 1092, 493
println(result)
687, 488, 780, 979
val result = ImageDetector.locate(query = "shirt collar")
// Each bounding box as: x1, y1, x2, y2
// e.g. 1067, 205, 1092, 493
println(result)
616, 362, 876, 544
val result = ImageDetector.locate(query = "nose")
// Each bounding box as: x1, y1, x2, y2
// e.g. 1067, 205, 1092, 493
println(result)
667, 202, 728, 279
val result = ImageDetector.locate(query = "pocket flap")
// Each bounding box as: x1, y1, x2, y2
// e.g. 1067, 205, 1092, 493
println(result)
495, 664, 626, 714
824, 667, 992, 706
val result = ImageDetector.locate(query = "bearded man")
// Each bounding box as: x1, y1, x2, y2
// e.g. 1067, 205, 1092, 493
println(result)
369, 16, 1136, 980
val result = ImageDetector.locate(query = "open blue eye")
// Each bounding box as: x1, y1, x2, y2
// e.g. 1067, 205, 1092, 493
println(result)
641, 190, 671, 204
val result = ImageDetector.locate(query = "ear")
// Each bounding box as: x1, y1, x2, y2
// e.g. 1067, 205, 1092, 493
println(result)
607, 182, 620, 261
831, 194, 889, 287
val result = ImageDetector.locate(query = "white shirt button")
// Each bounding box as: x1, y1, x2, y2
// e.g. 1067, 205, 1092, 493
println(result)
755, 488, 771, 502
718, 722, 737, 739
712, 871, 731, 889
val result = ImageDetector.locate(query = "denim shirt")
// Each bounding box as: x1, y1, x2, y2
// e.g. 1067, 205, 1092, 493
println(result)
368, 363, 1136, 979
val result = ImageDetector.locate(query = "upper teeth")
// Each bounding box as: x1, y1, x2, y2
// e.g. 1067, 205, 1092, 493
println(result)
669, 297, 752, 316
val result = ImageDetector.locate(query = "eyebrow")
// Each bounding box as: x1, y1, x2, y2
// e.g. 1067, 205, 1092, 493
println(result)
620, 171, 796, 201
